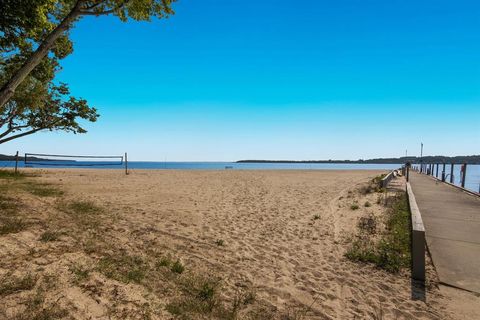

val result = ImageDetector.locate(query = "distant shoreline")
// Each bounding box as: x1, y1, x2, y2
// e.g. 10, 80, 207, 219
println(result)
237, 155, 480, 164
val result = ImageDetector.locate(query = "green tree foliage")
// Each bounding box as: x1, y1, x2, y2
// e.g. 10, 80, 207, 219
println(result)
0, 0, 175, 142
0, 79, 98, 144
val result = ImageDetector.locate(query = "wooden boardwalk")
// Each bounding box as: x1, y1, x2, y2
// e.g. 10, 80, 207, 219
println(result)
409, 172, 480, 293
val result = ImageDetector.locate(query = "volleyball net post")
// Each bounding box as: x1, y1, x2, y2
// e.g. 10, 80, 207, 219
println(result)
125, 152, 128, 175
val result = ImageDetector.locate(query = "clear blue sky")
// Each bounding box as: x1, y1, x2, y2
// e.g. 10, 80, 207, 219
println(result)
3, 0, 480, 161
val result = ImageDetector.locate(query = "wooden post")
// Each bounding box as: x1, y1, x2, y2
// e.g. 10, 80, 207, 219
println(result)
406, 164, 410, 182
441, 163, 446, 182
450, 164, 454, 183
14, 151, 19, 174
461, 163, 467, 188
435, 163, 439, 178
125, 152, 128, 175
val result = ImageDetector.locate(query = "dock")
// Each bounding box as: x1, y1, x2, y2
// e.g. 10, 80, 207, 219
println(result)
409, 171, 480, 293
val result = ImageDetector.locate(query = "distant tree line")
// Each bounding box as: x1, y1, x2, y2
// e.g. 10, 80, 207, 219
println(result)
237, 155, 480, 164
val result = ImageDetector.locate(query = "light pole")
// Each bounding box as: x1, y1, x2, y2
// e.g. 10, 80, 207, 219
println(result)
420, 143, 423, 173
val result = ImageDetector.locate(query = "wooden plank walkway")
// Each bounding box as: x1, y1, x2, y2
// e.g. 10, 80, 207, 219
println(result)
409, 172, 480, 293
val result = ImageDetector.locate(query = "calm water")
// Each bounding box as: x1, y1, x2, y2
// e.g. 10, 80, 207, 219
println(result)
420, 164, 480, 194
1, 161, 479, 193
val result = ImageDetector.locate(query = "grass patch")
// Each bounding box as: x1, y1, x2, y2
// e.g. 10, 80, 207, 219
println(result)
346, 193, 411, 273
0, 169, 26, 180
97, 254, 146, 284
0, 194, 19, 214
166, 274, 221, 317
0, 217, 27, 235
312, 214, 320, 220
23, 182, 63, 197
358, 175, 386, 195
64, 200, 102, 215
215, 239, 225, 246
166, 274, 260, 320
350, 204, 359, 210
11, 289, 68, 320
155, 255, 173, 269
364, 201, 371, 207
69, 264, 90, 284
171, 260, 185, 274
0, 273, 36, 296
39, 231, 61, 242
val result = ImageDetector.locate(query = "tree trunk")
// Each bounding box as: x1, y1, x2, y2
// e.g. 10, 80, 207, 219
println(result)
0, 1, 83, 109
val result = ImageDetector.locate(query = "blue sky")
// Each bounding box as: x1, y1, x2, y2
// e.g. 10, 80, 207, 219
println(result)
3, 0, 480, 161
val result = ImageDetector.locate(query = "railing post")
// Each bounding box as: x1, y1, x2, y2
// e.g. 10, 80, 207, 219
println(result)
441, 163, 446, 182
461, 163, 467, 188
435, 163, 439, 178
450, 164, 454, 183
14, 151, 19, 174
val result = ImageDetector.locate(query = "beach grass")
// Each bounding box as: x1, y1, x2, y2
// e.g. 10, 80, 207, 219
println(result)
26, 183, 64, 197
97, 254, 147, 284
64, 200, 103, 215
12, 288, 68, 320
346, 193, 411, 273
0, 169, 27, 180
0, 273, 36, 297
0, 217, 27, 235
69, 264, 90, 284
350, 204, 360, 210
39, 230, 61, 242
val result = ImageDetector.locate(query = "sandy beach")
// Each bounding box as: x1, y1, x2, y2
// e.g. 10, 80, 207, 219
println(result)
0, 169, 478, 319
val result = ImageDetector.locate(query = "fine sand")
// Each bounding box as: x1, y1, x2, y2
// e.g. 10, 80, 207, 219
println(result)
0, 169, 478, 319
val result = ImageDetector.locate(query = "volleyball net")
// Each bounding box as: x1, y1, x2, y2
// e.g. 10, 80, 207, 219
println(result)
24, 153, 125, 167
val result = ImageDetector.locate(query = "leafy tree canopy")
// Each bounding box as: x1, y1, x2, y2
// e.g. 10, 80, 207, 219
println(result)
0, 0, 175, 143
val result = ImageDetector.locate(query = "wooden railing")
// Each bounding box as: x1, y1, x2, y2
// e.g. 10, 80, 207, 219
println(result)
380, 169, 399, 188
406, 182, 426, 281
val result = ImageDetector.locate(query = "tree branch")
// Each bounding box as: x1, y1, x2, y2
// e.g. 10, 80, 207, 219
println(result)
0, 127, 43, 144
79, 0, 130, 16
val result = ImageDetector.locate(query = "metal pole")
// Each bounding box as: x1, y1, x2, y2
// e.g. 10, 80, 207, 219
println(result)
436, 163, 439, 178
420, 143, 423, 173
125, 152, 128, 175
14, 151, 19, 174
442, 163, 446, 182
406, 165, 410, 182
450, 164, 454, 183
